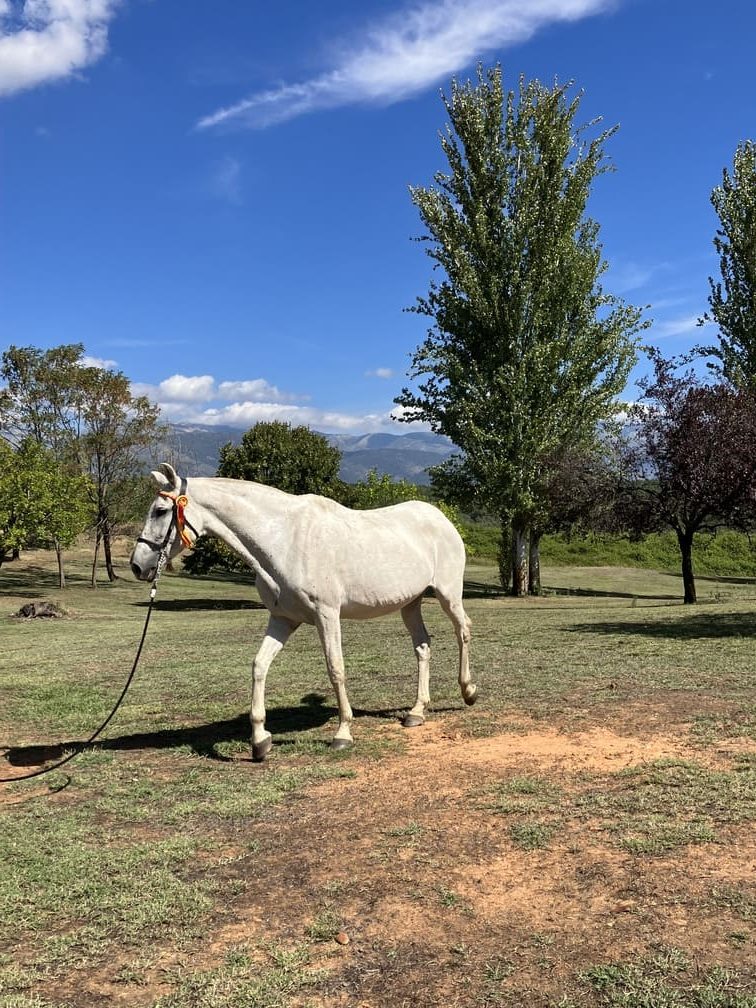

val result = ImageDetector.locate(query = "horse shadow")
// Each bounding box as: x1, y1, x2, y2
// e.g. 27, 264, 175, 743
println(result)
1, 693, 417, 770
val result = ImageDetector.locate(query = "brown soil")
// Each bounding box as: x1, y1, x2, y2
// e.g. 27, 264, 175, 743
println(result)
10, 709, 756, 1006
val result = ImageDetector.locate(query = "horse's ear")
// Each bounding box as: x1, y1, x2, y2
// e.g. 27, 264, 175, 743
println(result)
150, 462, 180, 492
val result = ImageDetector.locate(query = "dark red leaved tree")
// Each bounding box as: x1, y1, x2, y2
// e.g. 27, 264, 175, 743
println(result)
618, 350, 756, 603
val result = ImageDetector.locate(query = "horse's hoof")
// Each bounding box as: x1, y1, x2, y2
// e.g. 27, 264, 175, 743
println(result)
330, 738, 353, 752
252, 735, 273, 762
402, 714, 425, 729
463, 684, 479, 707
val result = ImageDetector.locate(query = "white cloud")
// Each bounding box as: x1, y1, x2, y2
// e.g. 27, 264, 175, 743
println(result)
217, 378, 304, 403
130, 370, 426, 433
159, 374, 216, 402
80, 354, 117, 369
197, 0, 614, 131
0, 0, 121, 97
162, 399, 412, 434
366, 367, 395, 379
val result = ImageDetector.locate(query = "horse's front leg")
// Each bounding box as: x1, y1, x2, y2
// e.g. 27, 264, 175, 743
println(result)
250, 614, 299, 761
315, 609, 353, 751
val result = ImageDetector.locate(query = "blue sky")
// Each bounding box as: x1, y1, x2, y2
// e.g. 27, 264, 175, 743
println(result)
1, 0, 754, 433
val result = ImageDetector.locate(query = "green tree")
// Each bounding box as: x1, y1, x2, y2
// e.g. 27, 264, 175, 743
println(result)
0, 440, 90, 582
218, 421, 342, 492
396, 66, 645, 594
75, 367, 163, 584
350, 469, 419, 509
699, 140, 756, 389
0, 344, 88, 580
1, 344, 164, 585
0, 343, 85, 452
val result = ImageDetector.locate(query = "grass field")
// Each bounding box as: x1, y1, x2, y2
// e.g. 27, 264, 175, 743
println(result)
1, 542, 755, 1007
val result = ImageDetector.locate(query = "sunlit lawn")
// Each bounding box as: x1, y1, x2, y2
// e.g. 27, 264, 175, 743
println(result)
0, 542, 754, 1008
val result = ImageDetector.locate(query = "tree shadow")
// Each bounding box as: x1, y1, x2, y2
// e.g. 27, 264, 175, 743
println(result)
544, 585, 680, 601
463, 579, 507, 599
695, 574, 756, 586
0, 565, 82, 596
133, 598, 265, 612
1, 692, 432, 770
568, 611, 756, 640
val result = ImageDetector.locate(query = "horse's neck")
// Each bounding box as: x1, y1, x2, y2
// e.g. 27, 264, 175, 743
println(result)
190, 478, 290, 556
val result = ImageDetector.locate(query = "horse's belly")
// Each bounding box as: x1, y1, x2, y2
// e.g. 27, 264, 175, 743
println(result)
339, 568, 432, 619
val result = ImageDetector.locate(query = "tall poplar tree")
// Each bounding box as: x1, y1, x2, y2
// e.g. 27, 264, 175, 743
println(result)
699, 140, 756, 389
396, 66, 645, 593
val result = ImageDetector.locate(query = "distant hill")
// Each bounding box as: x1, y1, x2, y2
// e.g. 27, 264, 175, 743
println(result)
160, 424, 455, 485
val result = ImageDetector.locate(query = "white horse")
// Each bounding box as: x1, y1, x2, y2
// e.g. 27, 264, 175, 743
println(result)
131, 463, 477, 760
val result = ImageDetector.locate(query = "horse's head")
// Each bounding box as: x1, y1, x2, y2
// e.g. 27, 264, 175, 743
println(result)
130, 462, 201, 581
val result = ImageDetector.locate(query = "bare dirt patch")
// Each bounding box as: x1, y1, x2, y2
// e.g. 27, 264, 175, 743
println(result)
15, 709, 756, 1007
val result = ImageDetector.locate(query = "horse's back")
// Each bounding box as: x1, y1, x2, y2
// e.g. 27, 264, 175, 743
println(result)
287, 497, 465, 617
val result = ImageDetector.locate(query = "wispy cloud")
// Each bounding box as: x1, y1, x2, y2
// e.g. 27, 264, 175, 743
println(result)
208, 155, 242, 204
365, 367, 394, 379
197, 0, 616, 131
653, 314, 713, 339
0, 0, 121, 97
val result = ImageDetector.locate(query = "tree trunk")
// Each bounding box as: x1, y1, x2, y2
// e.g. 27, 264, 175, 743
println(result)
91, 530, 101, 588
497, 517, 512, 591
55, 540, 65, 589
510, 520, 530, 597
677, 529, 697, 604
11, 547, 19, 561
103, 525, 117, 582
528, 530, 542, 595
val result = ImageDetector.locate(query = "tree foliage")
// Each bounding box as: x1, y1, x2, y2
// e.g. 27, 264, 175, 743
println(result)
396, 66, 645, 593
349, 469, 419, 509
616, 349, 756, 603
699, 140, 756, 389
0, 343, 85, 453
0, 343, 163, 585
0, 440, 90, 568
218, 422, 342, 494
75, 367, 163, 583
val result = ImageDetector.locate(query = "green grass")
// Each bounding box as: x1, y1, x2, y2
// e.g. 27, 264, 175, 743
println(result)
465, 525, 756, 578
508, 821, 558, 850
485, 759, 756, 857
569, 947, 756, 1007
1, 544, 755, 1007
153, 942, 326, 1008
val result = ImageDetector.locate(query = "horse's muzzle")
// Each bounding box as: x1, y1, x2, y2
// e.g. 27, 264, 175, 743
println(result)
130, 547, 158, 582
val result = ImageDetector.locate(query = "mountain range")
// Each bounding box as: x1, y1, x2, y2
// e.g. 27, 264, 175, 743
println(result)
162, 424, 455, 486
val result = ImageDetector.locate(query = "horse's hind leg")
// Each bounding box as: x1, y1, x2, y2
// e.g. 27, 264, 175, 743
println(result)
435, 590, 477, 707
401, 597, 431, 728
315, 609, 354, 751
250, 614, 299, 761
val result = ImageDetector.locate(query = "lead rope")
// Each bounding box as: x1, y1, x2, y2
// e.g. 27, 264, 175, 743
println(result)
0, 548, 170, 785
